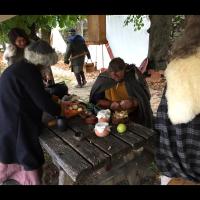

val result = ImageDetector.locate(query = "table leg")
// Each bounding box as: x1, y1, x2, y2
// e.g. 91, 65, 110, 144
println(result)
58, 169, 74, 185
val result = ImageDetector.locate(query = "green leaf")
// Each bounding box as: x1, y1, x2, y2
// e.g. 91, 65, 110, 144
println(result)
0, 15, 85, 43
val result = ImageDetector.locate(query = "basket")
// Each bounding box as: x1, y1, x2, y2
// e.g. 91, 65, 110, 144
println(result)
84, 61, 96, 73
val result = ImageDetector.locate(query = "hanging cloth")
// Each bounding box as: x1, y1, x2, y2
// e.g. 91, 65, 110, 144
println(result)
102, 44, 104, 68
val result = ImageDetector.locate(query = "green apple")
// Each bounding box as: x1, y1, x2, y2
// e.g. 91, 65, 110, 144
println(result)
117, 123, 127, 134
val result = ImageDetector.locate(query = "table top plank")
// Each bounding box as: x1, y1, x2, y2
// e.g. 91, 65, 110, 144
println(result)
67, 117, 131, 159
86, 133, 130, 159
40, 128, 92, 182
128, 122, 156, 140
67, 116, 94, 136
41, 114, 155, 184
111, 126, 146, 149
49, 127, 110, 168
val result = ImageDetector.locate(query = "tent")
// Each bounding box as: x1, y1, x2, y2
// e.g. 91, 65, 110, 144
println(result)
0, 15, 16, 23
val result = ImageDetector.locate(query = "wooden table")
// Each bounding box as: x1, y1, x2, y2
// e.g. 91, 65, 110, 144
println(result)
40, 114, 156, 185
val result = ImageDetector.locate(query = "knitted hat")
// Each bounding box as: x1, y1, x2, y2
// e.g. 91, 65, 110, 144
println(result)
24, 40, 58, 66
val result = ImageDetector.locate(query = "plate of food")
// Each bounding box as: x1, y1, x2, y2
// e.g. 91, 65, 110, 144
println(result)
63, 101, 87, 118
111, 110, 129, 125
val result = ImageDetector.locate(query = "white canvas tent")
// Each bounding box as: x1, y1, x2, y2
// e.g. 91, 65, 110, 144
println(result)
0, 15, 16, 23
0, 15, 16, 74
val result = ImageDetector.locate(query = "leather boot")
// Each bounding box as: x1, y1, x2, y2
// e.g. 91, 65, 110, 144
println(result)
74, 73, 82, 87
80, 71, 87, 86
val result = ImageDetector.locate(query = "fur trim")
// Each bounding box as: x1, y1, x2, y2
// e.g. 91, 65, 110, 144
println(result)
165, 51, 200, 124
24, 47, 58, 66
3, 44, 16, 60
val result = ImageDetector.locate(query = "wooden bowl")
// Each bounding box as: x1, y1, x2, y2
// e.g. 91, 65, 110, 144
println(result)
111, 116, 128, 125
85, 115, 98, 125
64, 109, 80, 118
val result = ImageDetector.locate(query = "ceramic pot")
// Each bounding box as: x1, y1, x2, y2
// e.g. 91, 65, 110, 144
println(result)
85, 115, 98, 125
94, 122, 110, 137
57, 116, 67, 131
97, 109, 111, 123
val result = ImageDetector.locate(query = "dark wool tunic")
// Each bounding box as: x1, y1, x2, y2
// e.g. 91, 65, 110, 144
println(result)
64, 35, 91, 73
89, 64, 153, 128
0, 59, 61, 170
155, 87, 200, 182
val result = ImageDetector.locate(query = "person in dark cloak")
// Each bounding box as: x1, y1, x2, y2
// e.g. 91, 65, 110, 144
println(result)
64, 28, 91, 88
89, 57, 153, 128
0, 40, 62, 185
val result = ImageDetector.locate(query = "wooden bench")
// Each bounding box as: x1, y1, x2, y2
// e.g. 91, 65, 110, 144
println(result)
40, 114, 156, 185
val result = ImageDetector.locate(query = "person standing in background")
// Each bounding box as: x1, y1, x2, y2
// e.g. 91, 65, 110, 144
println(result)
3, 27, 30, 66
64, 28, 91, 88
3, 27, 55, 85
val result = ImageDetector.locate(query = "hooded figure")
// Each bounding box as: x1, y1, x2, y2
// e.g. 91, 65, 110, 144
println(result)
0, 40, 61, 185
90, 57, 153, 128
64, 28, 91, 88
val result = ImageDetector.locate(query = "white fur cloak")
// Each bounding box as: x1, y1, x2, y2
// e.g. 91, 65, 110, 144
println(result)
165, 51, 200, 124
3, 44, 16, 63
24, 43, 58, 67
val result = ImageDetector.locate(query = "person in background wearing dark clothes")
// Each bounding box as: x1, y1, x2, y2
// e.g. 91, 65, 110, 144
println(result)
0, 40, 62, 185
64, 28, 91, 88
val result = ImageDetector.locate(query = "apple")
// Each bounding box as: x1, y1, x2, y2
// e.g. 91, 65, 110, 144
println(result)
117, 123, 127, 134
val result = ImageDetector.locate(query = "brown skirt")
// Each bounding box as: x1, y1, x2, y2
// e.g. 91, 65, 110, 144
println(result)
0, 162, 42, 185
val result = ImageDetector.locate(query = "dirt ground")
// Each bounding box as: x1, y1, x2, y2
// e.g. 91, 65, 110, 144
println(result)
0, 55, 165, 185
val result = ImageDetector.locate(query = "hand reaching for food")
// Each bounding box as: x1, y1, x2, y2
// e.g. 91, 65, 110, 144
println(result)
110, 101, 121, 111
120, 99, 138, 111
52, 95, 60, 104
97, 99, 111, 109
60, 101, 66, 116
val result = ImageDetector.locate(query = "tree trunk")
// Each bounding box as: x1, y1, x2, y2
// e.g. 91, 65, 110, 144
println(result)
40, 28, 55, 84
148, 15, 174, 70
28, 23, 40, 41
2, 42, 6, 51
41, 28, 51, 44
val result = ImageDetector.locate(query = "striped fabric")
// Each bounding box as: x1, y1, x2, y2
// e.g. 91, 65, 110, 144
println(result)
154, 87, 200, 182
